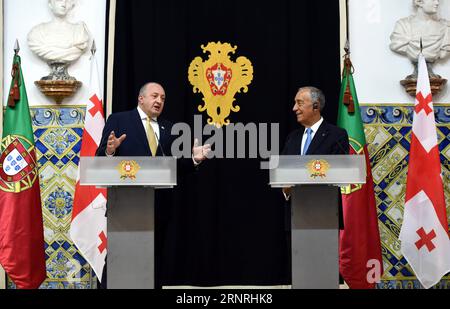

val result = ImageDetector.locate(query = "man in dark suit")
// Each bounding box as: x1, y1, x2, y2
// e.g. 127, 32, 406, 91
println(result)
97, 82, 210, 161
282, 86, 349, 156
281, 86, 349, 284
96, 82, 210, 288
282, 85, 349, 203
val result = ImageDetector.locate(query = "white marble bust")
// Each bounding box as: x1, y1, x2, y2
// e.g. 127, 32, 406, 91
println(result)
27, 0, 90, 65
390, 0, 450, 67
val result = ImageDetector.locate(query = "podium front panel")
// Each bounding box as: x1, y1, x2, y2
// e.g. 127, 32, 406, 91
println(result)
269, 155, 366, 187
79, 156, 176, 187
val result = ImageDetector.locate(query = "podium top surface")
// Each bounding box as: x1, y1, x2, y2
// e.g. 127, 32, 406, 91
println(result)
269, 155, 366, 187
79, 156, 177, 187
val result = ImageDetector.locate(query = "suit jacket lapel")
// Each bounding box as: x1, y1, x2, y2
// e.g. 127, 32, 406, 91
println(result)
295, 127, 305, 155
158, 121, 168, 156
158, 121, 167, 144
286, 127, 305, 155
306, 121, 329, 155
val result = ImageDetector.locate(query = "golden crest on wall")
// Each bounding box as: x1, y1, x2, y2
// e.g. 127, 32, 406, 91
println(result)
188, 42, 254, 127
117, 160, 140, 180
306, 159, 330, 179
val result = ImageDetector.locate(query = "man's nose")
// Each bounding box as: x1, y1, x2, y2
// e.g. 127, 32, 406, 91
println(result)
292, 104, 297, 112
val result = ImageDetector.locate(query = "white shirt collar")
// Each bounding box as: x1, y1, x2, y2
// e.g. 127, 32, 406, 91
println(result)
304, 117, 323, 134
137, 106, 157, 122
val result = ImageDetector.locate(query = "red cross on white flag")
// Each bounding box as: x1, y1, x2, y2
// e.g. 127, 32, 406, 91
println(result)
70, 50, 107, 282
399, 53, 450, 289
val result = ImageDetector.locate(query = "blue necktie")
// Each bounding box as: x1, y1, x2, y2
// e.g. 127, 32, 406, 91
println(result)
302, 128, 313, 155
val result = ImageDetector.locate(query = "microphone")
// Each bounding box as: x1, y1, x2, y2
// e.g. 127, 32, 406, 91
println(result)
153, 124, 166, 157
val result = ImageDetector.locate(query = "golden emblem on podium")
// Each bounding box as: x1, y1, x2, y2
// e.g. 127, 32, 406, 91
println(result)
188, 42, 254, 127
117, 160, 140, 180
306, 159, 330, 179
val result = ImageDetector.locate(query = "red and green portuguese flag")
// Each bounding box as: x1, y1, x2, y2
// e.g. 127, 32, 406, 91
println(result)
0, 51, 46, 288
337, 53, 383, 289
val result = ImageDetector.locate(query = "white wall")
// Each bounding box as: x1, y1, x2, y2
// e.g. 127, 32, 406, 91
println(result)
3, 0, 107, 106
348, 0, 450, 103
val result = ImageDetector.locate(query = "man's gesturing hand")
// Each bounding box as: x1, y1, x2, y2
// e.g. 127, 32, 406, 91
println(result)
106, 131, 126, 155
192, 138, 211, 163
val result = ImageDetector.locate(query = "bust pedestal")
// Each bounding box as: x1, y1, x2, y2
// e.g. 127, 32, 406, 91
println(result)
400, 77, 447, 97
34, 62, 81, 104
35, 80, 82, 104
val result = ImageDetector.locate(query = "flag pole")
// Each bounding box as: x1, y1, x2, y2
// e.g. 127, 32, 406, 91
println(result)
8, 40, 21, 108
342, 40, 355, 113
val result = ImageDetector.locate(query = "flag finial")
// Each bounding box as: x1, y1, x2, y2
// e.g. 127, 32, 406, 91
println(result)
344, 39, 350, 55
14, 39, 20, 55
343, 39, 354, 75
91, 40, 97, 56
420, 37, 423, 54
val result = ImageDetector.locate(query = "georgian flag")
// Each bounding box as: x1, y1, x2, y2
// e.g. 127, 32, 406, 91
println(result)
399, 53, 450, 289
69, 50, 107, 281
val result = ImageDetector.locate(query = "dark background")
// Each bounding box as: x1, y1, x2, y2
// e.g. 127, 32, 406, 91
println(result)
112, 0, 341, 286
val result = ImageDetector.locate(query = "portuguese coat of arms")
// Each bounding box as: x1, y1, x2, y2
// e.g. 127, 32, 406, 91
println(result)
0, 137, 38, 193
306, 159, 330, 179
117, 160, 140, 180
188, 42, 254, 127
